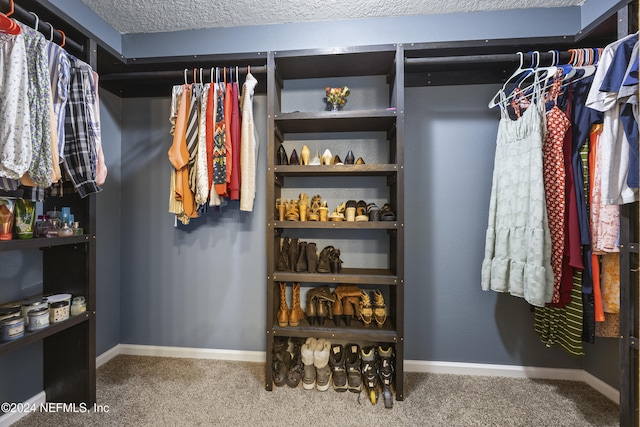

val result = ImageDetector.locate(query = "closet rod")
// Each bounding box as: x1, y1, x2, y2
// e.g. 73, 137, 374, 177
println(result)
0, 0, 84, 53
405, 51, 573, 67
100, 65, 267, 82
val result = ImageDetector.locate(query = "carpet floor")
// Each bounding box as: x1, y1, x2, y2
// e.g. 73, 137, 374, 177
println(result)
13, 355, 620, 426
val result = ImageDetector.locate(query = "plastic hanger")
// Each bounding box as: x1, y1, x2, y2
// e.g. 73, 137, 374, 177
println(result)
0, 0, 21, 35
45, 21, 53, 42
57, 29, 65, 47
184, 68, 188, 85
28, 11, 39, 31
489, 51, 557, 109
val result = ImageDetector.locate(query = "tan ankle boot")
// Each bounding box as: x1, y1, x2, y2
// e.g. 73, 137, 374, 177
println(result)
373, 289, 387, 328
277, 282, 290, 327
289, 283, 304, 326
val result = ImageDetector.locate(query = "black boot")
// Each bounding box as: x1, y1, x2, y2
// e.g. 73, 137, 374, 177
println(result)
272, 337, 291, 387
330, 248, 343, 273
276, 237, 290, 271
294, 241, 308, 272
288, 238, 299, 272
306, 242, 317, 273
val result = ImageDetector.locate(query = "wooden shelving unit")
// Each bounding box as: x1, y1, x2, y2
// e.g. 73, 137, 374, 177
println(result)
265, 44, 405, 401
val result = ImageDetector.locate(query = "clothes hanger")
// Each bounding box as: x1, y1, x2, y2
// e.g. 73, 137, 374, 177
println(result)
57, 30, 65, 47
28, 11, 39, 31
45, 21, 54, 42
235, 66, 239, 83
489, 51, 557, 109
0, 0, 21, 35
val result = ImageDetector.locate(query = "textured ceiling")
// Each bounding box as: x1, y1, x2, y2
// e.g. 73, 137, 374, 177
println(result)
79, 0, 586, 34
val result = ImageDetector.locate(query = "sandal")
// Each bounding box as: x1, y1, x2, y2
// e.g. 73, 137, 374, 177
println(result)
345, 200, 357, 222
276, 198, 287, 221
298, 193, 309, 221
366, 203, 380, 221
329, 202, 345, 221
355, 200, 368, 222
285, 200, 299, 221
307, 195, 321, 221
318, 201, 329, 222
379, 203, 396, 221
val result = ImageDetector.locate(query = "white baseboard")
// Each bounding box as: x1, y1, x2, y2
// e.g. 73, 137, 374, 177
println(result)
96, 344, 121, 368
118, 344, 266, 363
0, 391, 46, 427
583, 371, 620, 404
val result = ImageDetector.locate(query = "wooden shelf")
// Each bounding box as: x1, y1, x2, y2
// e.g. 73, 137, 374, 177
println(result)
273, 164, 398, 177
272, 268, 399, 286
0, 312, 92, 356
271, 319, 398, 342
274, 110, 397, 133
273, 220, 399, 229
0, 235, 93, 252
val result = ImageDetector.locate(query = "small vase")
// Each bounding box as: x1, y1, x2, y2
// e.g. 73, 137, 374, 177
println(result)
330, 101, 341, 112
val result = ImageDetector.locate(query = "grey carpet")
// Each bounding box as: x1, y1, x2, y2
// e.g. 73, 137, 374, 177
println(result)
14, 355, 619, 426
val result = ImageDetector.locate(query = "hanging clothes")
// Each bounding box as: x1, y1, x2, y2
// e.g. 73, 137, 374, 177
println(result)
213, 82, 227, 196
481, 72, 554, 308
239, 72, 258, 212
229, 78, 241, 200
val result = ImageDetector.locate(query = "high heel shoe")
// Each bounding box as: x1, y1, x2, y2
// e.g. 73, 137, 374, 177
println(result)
355, 157, 365, 165
333, 155, 343, 165
322, 149, 333, 165
301, 145, 310, 165
307, 195, 321, 221
330, 248, 343, 273
277, 144, 289, 165
309, 151, 321, 165
275, 198, 287, 221
289, 149, 300, 165
329, 202, 346, 221
344, 150, 355, 165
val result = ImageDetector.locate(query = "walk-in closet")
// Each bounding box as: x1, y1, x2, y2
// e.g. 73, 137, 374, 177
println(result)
0, 0, 637, 425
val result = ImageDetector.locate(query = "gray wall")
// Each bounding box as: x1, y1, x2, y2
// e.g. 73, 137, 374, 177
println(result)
95, 89, 122, 355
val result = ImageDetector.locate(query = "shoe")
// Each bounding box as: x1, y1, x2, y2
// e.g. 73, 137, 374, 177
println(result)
321, 149, 333, 165
316, 246, 335, 273
275, 198, 287, 222
306, 292, 316, 326
333, 155, 343, 165
355, 200, 368, 222
289, 149, 299, 165
272, 336, 291, 387
289, 283, 305, 326
316, 298, 328, 326
314, 339, 332, 391
342, 296, 354, 326
361, 346, 379, 405
355, 157, 365, 165
306, 242, 317, 273
300, 145, 310, 165
301, 337, 317, 390
276, 237, 290, 271
329, 248, 343, 274
294, 242, 308, 272
329, 202, 345, 221
329, 344, 348, 392
345, 343, 362, 392
344, 150, 355, 165
298, 193, 309, 221
307, 195, 321, 221
277, 144, 289, 165
318, 201, 329, 222
288, 238, 299, 272
277, 282, 289, 327
331, 294, 343, 327
378, 344, 394, 408
286, 338, 304, 388
309, 151, 321, 165
373, 289, 387, 328
359, 291, 373, 327
345, 200, 357, 222
367, 203, 380, 221
285, 200, 299, 221
380, 203, 396, 221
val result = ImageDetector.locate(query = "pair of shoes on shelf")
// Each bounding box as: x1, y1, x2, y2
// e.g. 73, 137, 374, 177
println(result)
332, 285, 362, 327
359, 289, 387, 328
329, 202, 345, 221
293, 241, 318, 273
277, 282, 305, 327
301, 338, 332, 391
316, 245, 343, 273
344, 150, 365, 165
305, 286, 336, 326
361, 344, 395, 407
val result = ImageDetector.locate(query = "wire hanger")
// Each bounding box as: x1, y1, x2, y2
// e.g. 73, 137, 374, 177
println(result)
0, 0, 21, 35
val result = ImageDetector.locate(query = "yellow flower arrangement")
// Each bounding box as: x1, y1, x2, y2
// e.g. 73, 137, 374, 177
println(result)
325, 86, 350, 108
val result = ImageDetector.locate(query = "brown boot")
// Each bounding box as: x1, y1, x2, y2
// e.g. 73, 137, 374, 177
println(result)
294, 242, 308, 272
288, 238, 299, 272
373, 289, 387, 328
277, 282, 289, 327
289, 283, 305, 326
332, 292, 343, 327
342, 296, 354, 326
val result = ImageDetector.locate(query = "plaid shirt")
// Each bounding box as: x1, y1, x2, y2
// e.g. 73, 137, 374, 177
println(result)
62, 56, 101, 198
